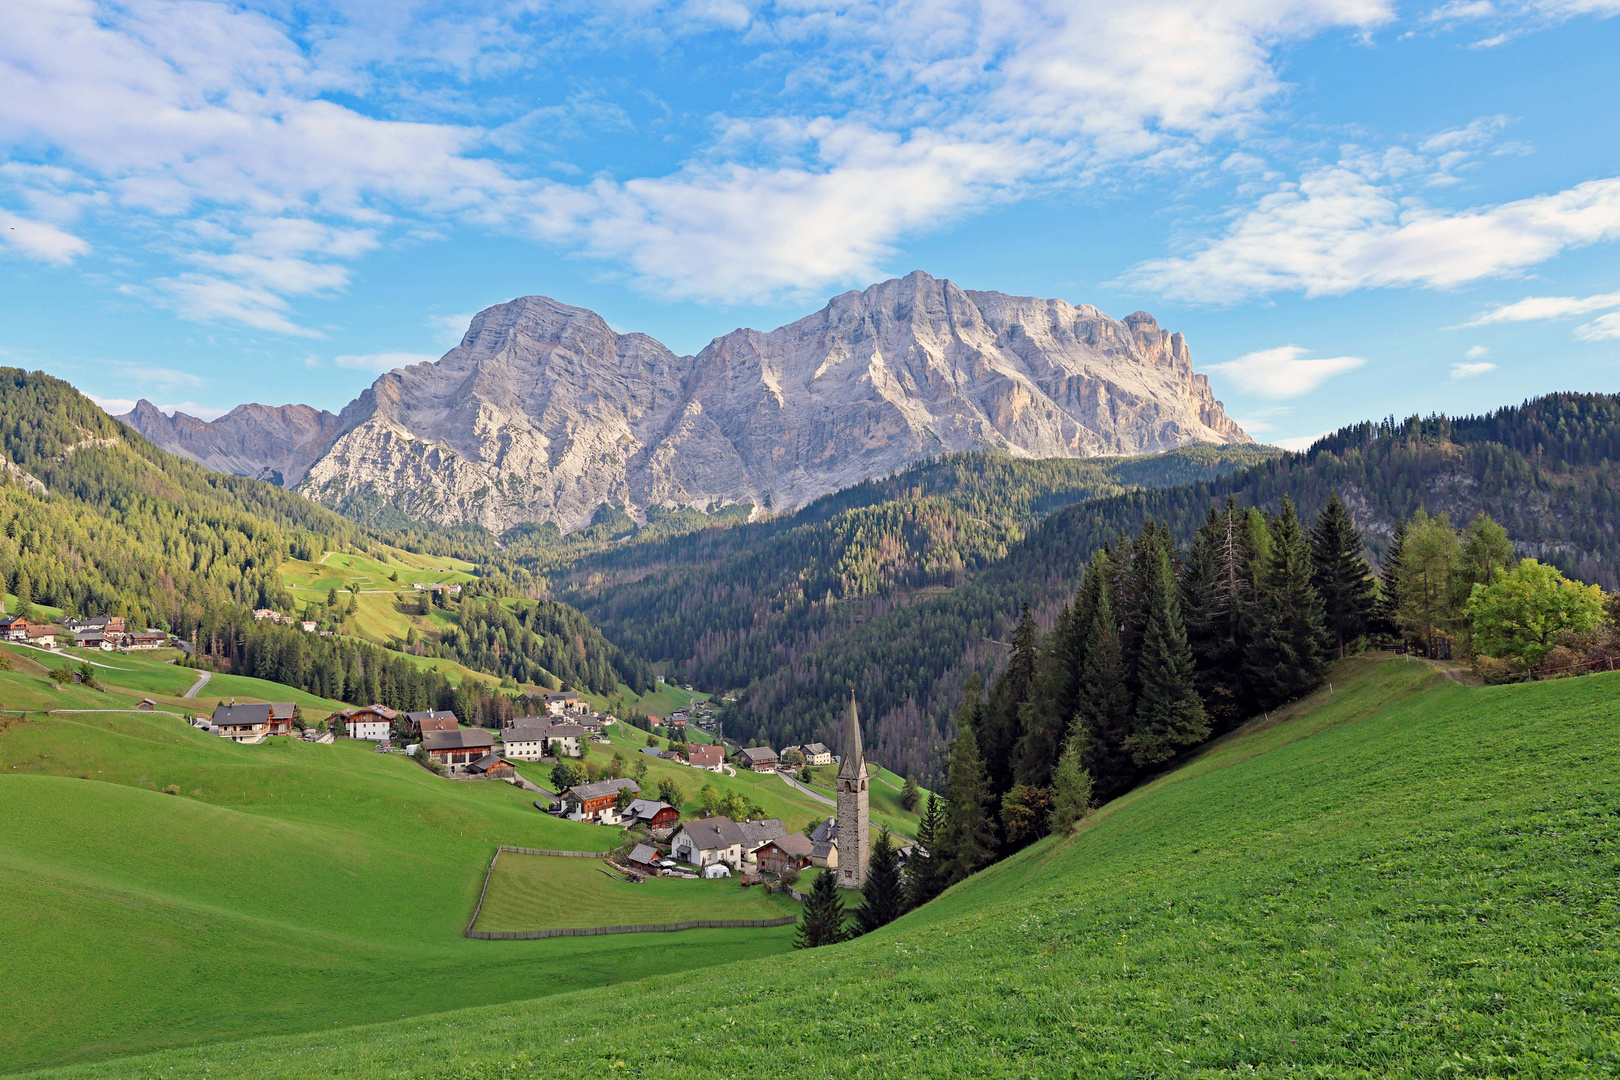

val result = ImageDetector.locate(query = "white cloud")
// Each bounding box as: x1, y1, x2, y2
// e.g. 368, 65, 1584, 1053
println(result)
1464, 289, 1620, 324
331, 352, 439, 373
1205, 345, 1367, 398
0, 209, 89, 265
1274, 431, 1332, 451
428, 313, 475, 348
1450, 360, 1497, 378
89, 394, 229, 420
1464, 344, 1492, 359
1575, 312, 1620, 340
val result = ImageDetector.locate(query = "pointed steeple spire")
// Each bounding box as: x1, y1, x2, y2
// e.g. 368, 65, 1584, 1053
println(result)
838, 692, 864, 780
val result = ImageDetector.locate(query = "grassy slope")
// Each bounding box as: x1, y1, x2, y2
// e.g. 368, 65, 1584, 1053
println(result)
0, 658, 800, 1074
31, 656, 1617, 1079
473, 854, 796, 932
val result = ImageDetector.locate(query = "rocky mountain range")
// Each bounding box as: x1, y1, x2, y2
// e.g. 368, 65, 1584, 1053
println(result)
121, 271, 1250, 532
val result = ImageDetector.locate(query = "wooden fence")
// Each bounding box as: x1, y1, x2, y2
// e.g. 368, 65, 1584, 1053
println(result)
467, 916, 797, 940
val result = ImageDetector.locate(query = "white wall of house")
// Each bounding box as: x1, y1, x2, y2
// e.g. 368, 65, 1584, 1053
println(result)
504, 738, 545, 760
346, 720, 392, 741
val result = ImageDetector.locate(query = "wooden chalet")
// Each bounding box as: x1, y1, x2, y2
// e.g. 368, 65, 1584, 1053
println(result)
560, 777, 640, 823
755, 833, 815, 875
421, 728, 495, 773
212, 702, 295, 742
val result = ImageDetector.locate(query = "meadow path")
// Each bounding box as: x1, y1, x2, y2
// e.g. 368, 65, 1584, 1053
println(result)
183, 670, 212, 698
776, 770, 835, 808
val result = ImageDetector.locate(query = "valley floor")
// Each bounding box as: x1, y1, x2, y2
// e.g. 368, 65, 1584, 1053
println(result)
10, 655, 1616, 1078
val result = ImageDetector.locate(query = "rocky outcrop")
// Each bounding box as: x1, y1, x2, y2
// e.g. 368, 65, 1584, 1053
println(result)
118, 400, 343, 487
128, 272, 1250, 530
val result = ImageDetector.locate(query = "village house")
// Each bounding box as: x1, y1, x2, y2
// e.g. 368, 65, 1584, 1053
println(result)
124, 629, 169, 651
671, 816, 746, 869
251, 609, 285, 624
627, 843, 663, 875
466, 753, 515, 779
560, 777, 640, 824
211, 702, 296, 742
755, 833, 815, 875
502, 719, 585, 761
330, 704, 398, 741
405, 709, 459, 736
300, 620, 318, 633
739, 746, 779, 773
738, 818, 789, 863
687, 744, 725, 771
808, 817, 839, 869
421, 728, 496, 773
24, 624, 61, 646
624, 798, 680, 829
63, 615, 125, 635
798, 742, 834, 766
73, 630, 114, 651
0, 615, 30, 642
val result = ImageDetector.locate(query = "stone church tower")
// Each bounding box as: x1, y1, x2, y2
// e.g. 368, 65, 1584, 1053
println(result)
836, 694, 871, 889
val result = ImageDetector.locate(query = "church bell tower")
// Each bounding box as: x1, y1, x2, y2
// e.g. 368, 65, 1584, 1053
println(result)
835, 694, 870, 889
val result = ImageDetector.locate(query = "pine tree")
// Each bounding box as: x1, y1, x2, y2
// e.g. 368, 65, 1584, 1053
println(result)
794, 868, 847, 949
1075, 563, 1133, 796
856, 828, 906, 933
1246, 498, 1328, 709
1048, 734, 1093, 834
938, 719, 995, 884
1183, 500, 1258, 730
899, 774, 919, 812
905, 794, 947, 909
1310, 491, 1376, 658
983, 604, 1038, 798
1125, 545, 1208, 766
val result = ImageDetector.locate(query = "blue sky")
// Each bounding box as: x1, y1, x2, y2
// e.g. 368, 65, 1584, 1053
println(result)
2, 0, 1618, 449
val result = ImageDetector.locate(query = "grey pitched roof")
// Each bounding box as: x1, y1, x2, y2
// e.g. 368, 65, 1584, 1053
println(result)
628, 843, 661, 865
738, 818, 787, 852
740, 746, 777, 764
407, 709, 459, 729
212, 703, 272, 726
809, 817, 838, 844
422, 728, 495, 751
468, 752, 506, 771
566, 777, 640, 802
679, 816, 746, 851
802, 742, 831, 756
626, 798, 674, 821
506, 721, 585, 742
762, 833, 814, 858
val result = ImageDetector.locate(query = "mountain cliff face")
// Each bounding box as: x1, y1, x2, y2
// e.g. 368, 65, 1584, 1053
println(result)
118, 400, 342, 487
125, 272, 1249, 531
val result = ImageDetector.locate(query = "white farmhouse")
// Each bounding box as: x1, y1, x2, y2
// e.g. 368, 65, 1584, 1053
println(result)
670, 817, 746, 870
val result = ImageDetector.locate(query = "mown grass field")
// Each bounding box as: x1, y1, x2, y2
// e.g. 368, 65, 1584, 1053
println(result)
472, 853, 797, 932
0, 655, 802, 1075
28, 656, 1616, 1080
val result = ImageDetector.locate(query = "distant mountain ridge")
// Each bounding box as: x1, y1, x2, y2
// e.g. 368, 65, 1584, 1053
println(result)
121, 271, 1250, 531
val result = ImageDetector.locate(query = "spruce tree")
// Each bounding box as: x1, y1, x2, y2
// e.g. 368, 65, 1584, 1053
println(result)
1246, 498, 1329, 709
1310, 491, 1376, 658
1075, 564, 1133, 797
899, 774, 919, 812
1013, 602, 1075, 790
905, 793, 947, 909
794, 868, 847, 949
983, 604, 1038, 798
1125, 546, 1208, 766
939, 719, 995, 884
1048, 734, 1093, 834
1183, 500, 1257, 730
856, 828, 906, 933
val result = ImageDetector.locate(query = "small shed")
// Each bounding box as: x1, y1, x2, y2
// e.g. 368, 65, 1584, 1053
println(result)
136, 698, 157, 712
628, 843, 662, 874
702, 863, 731, 879
467, 752, 515, 779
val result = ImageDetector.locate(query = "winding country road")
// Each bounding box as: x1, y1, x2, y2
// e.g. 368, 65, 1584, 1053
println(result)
777, 770, 836, 808
183, 670, 212, 698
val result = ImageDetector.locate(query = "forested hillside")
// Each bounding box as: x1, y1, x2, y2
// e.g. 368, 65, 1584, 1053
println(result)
0, 369, 648, 713
710, 393, 1620, 783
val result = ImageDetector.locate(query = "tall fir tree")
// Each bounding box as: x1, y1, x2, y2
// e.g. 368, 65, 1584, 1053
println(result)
899, 774, 920, 812
1246, 497, 1329, 709
905, 793, 947, 909
855, 828, 907, 933
794, 867, 848, 949
1075, 560, 1134, 797
1182, 499, 1259, 730
1124, 545, 1208, 766
983, 604, 1039, 798
1310, 491, 1377, 658
1013, 600, 1077, 789
939, 716, 996, 884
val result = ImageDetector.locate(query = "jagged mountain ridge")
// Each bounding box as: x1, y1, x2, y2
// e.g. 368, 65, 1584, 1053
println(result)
124, 271, 1250, 531
118, 400, 342, 488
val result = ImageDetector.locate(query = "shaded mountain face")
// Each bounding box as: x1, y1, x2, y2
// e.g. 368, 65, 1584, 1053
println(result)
128, 272, 1249, 530
118, 400, 342, 487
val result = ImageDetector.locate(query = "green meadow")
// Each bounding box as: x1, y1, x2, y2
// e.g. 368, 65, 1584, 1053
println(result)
0, 653, 807, 1075
19, 656, 1615, 1079
472, 853, 797, 933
